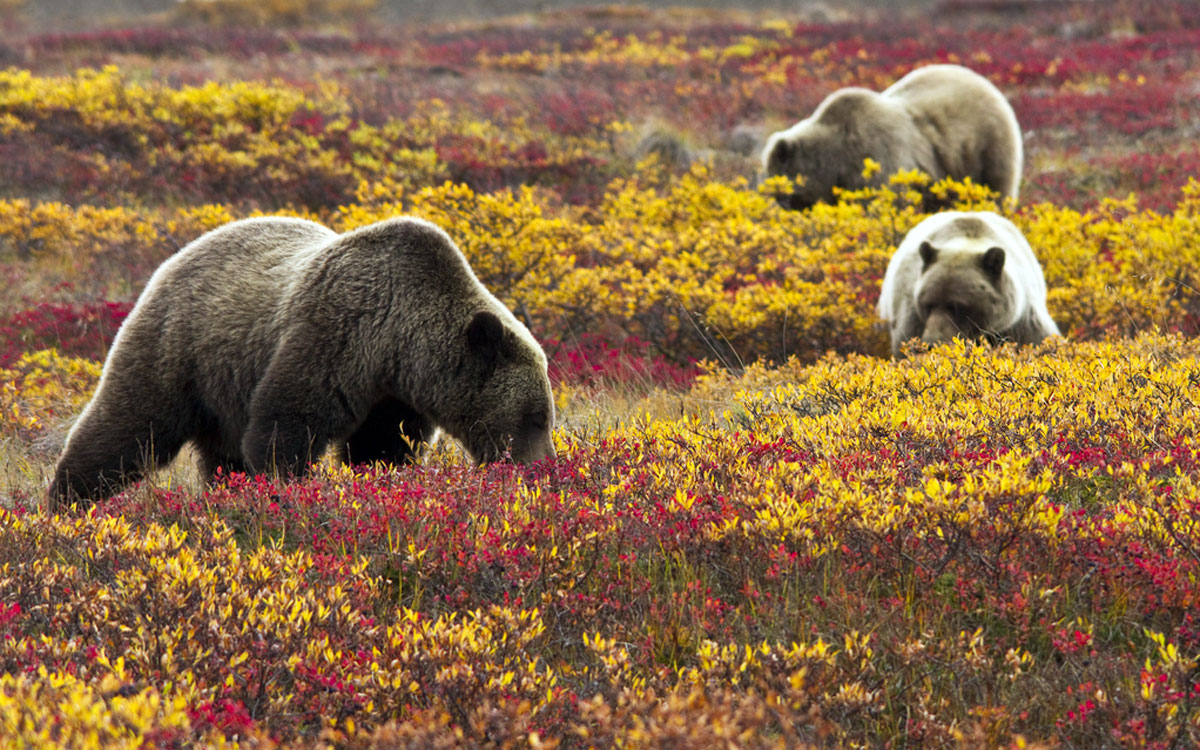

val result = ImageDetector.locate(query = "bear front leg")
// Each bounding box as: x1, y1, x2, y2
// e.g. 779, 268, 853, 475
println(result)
341, 398, 435, 466
242, 404, 342, 479
1003, 310, 1057, 346
890, 310, 926, 358
242, 344, 362, 478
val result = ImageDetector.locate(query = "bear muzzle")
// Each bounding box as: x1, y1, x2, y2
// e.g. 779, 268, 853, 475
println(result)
921, 309, 963, 345
471, 431, 556, 465
775, 191, 816, 211
515, 433, 557, 464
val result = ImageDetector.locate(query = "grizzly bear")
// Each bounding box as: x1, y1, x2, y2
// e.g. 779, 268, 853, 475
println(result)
49, 216, 557, 503
876, 211, 1060, 357
761, 64, 1023, 209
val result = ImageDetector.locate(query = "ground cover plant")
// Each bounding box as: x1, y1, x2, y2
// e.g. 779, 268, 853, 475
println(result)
1, 2, 1199, 747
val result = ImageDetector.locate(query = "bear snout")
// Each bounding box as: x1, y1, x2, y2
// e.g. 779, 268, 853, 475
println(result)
777, 192, 815, 211
921, 309, 962, 345
515, 433, 557, 464
468, 429, 556, 465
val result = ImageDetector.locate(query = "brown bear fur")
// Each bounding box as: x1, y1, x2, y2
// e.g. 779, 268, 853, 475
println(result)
762, 64, 1023, 209
876, 211, 1060, 358
49, 216, 556, 504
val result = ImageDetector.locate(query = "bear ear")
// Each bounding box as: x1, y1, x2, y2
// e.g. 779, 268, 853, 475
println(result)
981, 246, 1006, 279
919, 241, 937, 269
467, 311, 506, 364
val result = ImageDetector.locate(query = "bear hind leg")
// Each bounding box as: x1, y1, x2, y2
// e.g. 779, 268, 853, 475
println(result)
49, 410, 188, 505
980, 147, 1020, 201
341, 398, 434, 467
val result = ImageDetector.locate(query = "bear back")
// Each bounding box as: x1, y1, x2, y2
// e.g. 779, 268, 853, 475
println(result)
883, 65, 1024, 200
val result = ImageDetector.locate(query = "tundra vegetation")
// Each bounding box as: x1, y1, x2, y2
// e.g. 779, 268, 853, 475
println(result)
1, 2, 1199, 747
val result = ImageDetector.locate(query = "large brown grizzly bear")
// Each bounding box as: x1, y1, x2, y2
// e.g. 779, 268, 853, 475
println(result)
49, 216, 556, 503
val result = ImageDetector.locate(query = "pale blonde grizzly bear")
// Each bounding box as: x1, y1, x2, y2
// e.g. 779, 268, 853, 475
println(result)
762, 64, 1023, 209
877, 211, 1059, 357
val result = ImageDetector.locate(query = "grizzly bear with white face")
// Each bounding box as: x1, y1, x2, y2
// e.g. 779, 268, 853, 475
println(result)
762, 64, 1023, 210
877, 211, 1060, 357
49, 216, 557, 504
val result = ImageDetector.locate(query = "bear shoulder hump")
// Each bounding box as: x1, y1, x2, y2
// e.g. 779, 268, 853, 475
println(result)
328, 217, 475, 291
183, 216, 336, 260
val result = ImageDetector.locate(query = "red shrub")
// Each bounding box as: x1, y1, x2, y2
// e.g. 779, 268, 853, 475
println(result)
0, 299, 130, 367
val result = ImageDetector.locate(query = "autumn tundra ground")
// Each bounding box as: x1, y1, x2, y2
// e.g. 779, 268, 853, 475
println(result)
1, 2, 1199, 747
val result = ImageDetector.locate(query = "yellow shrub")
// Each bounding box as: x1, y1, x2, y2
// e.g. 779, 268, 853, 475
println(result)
0, 350, 101, 441
0, 667, 192, 750
5, 166, 1200, 372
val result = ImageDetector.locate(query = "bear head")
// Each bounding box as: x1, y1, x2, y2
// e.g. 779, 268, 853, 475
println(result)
443, 310, 557, 465
761, 89, 893, 210
913, 240, 1013, 346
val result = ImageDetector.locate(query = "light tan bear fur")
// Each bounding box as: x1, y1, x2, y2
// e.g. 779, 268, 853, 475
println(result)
877, 211, 1059, 358
49, 216, 556, 503
762, 64, 1023, 209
